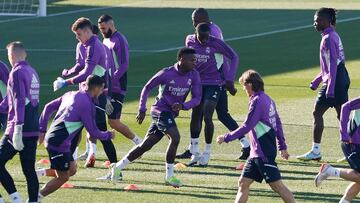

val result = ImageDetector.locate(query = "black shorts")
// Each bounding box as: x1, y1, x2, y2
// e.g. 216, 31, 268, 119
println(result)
147, 111, 176, 137
341, 142, 360, 173
95, 93, 107, 131
242, 157, 281, 183
316, 63, 350, 107
107, 93, 125, 120
202, 85, 224, 103
0, 135, 37, 162
47, 148, 73, 171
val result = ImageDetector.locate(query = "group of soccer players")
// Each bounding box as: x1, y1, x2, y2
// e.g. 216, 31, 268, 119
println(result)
0, 6, 359, 203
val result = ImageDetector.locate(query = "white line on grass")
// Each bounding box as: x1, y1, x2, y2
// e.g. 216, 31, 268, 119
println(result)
0, 0, 153, 24
1, 15, 360, 53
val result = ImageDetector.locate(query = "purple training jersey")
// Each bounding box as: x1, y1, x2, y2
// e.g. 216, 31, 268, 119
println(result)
0, 61, 40, 138
39, 90, 112, 152
62, 42, 86, 78
223, 91, 287, 160
139, 63, 201, 117
103, 31, 129, 95
185, 34, 238, 85
340, 97, 360, 144
0, 60, 9, 102
311, 27, 346, 97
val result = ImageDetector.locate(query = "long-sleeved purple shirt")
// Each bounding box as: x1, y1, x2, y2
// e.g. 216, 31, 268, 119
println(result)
62, 42, 86, 78
223, 91, 287, 160
185, 34, 238, 85
311, 27, 345, 97
103, 31, 129, 95
0, 61, 40, 138
139, 63, 201, 117
340, 97, 360, 144
0, 60, 9, 103
67, 35, 108, 86
40, 90, 112, 152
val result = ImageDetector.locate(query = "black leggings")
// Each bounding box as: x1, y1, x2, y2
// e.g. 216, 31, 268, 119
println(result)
0, 136, 39, 202
90, 122, 118, 163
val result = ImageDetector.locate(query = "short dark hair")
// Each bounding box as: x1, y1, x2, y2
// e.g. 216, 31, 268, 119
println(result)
193, 8, 209, 19
92, 25, 100, 35
6, 41, 25, 52
316, 7, 338, 25
86, 75, 105, 89
177, 47, 195, 61
72, 17, 92, 32
98, 14, 113, 24
196, 22, 210, 33
239, 69, 264, 92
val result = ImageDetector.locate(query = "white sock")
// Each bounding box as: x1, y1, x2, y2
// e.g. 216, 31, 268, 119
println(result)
9, 192, 22, 203
239, 137, 250, 148
72, 147, 78, 160
190, 138, 200, 155
0, 197, 4, 203
38, 192, 44, 201
204, 144, 212, 154
89, 142, 97, 157
327, 165, 340, 177
312, 142, 321, 154
85, 140, 90, 154
165, 163, 174, 179
36, 168, 46, 177
131, 135, 142, 145
339, 197, 350, 203
115, 157, 130, 170
187, 143, 191, 151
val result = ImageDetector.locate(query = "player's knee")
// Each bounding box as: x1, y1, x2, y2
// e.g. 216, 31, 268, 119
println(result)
58, 174, 69, 183
238, 178, 250, 189
69, 167, 77, 177
269, 182, 284, 194
171, 135, 180, 146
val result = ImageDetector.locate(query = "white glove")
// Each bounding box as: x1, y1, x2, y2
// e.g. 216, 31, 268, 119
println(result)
12, 124, 24, 151
105, 99, 114, 115
53, 77, 67, 92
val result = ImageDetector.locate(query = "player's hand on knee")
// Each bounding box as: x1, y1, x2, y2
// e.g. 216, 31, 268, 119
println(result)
105, 99, 114, 115
13, 124, 24, 151
216, 135, 225, 144
280, 150, 290, 160
136, 111, 146, 125
172, 103, 182, 111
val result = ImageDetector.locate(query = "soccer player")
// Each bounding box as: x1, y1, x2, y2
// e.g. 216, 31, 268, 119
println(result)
97, 14, 142, 146
0, 41, 40, 203
53, 17, 118, 168
315, 96, 360, 203
185, 22, 239, 166
217, 70, 295, 203
177, 8, 250, 160
297, 8, 350, 161
103, 48, 201, 187
38, 75, 115, 201
0, 60, 9, 130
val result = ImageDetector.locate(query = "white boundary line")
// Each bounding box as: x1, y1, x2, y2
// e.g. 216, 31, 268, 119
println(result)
1, 15, 360, 53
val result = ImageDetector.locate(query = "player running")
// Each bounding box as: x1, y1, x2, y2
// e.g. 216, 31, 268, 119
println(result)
217, 70, 295, 203
185, 22, 239, 166
38, 75, 115, 201
297, 8, 350, 161
97, 14, 142, 147
177, 8, 250, 160
102, 48, 201, 188
0, 41, 40, 203
53, 17, 118, 168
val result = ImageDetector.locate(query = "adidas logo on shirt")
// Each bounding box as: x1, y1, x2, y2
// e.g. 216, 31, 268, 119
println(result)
169, 80, 175, 84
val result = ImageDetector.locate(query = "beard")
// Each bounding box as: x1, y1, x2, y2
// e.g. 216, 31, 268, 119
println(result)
103, 29, 113, 38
